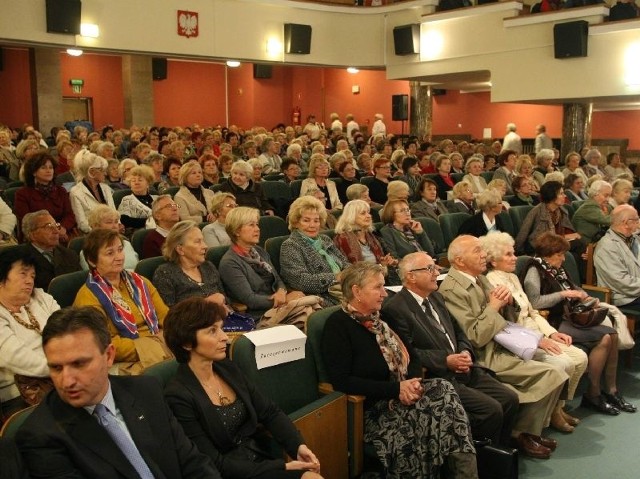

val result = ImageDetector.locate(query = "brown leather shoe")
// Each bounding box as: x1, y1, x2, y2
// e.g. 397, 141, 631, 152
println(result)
523, 433, 558, 451
512, 433, 551, 459
551, 410, 574, 433
560, 408, 580, 426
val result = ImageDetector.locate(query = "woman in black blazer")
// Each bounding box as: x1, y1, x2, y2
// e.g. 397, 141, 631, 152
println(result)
458, 189, 509, 237
163, 298, 322, 479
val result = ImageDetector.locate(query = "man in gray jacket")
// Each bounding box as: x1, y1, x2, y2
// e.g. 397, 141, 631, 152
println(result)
594, 204, 640, 307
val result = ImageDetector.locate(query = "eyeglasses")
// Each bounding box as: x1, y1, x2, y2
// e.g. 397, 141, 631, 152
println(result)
410, 264, 440, 274
626, 217, 640, 223
395, 208, 411, 214
159, 203, 181, 210
223, 203, 238, 208
34, 222, 60, 231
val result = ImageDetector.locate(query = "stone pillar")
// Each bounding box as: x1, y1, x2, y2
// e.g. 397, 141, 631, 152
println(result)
561, 103, 592, 161
409, 81, 433, 141
30, 48, 64, 135
122, 55, 154, 127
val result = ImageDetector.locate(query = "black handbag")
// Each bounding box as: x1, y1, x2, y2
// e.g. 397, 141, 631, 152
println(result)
476, 442, 519, 479
564, 298, 608, 329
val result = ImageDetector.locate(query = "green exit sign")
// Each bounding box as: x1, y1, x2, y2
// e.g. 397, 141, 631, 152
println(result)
69, 79, 84, 86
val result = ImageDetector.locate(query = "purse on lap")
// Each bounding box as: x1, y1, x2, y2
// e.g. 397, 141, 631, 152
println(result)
493, 322, 542, 361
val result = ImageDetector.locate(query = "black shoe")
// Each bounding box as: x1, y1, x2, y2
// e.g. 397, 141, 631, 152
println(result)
581, 394, 620, 416
603, 391, 637, 413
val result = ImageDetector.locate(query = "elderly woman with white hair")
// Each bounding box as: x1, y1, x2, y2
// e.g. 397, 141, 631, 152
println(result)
448, 180, 477, 214
532, 149, 555, 189
386, 180, 411, 202
219, 160, 275, 216
69, 151, 116, 233
78, 205, 138, 271
202, 192, 237, 247
609, 178, 633, 208
280, 197, 350, 305
346, 183, 382, 209
117, 165, 158, 230
174, 161, 215, 223
457, 189, 509, 237
462, 156, 487, 195
480, 232, 588, 433
299, 154, 342, 212
571, 180, 613, 243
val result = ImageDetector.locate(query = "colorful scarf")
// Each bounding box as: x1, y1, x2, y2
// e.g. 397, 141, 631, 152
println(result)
533, 256, 572, 291
305, 235, 342, 274
343, 303, 409, 381
86, 269, 159, 339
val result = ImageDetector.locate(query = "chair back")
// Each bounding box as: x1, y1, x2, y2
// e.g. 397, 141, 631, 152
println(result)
306, 306, 341, 383
289, 179, 303, 198
508, 205, 534, 234
0, 406, 35, 438
563, 203, 575, 219
370, 207, 381, 223
265, 235, 289, 274
166, 186, 180, 197
263, 173, 284, 182
439, 212, 471, 248
258, 215, 289, 247
480, 171, 494, 183
131, 228, 153, 257
417, 217, 445, 254
134, 256, 167, 281
210, 184, 224, 193
562, 251, 581, 285
497, 211, 515, 237
230, 332, 321, 414
205, 245, 230, 269
68, 236, 85, 255
48, 270, 88, 308
112, 189, 132, 209
515, 255, 532, 278
143, 359, 179, 388
451, 172, 465, 183
2, 187, 21, 209
359, 176, 375, 187
571, 200, 585, 212
261, 180, 291, 200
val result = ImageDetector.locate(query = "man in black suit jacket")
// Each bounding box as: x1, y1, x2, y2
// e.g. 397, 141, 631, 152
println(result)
382, 252, 518, 446
22, 210, 81, 289
16, 306, 221, 479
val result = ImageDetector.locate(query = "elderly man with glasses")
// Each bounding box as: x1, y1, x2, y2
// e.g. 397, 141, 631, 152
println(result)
141, 195, 182, 259
22, 210, 81, 289
382, 252, 519, 448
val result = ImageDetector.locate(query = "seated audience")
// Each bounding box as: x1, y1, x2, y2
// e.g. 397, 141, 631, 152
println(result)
153, 221, 230, 311
299, 154, 343, 212
457, 189, 508, 237
562, 152, 589, 184
219, 161, 275, 216
79, 206, 138, 271
609, 178, 633, 208
247, 158, 264, 184
564, 173, 588, 202
532, 149, 555, 189
15, 306, 221, 478
158, 156, 182, 194
142, 195, 181, 259
163, 298, 322, 479
22, 210, 81, 290
380, 199, 435, 258
523, 231, 635, 415
0, 197, 17, 247
383, 252, 519, 446
117, 165, 158, 230
200, 153, 220, 188
175, 161, 216, 223
14, 152, 76, 243
69, 151, 116, 234
604, 152, 634, 181
368, 158, 392, 205
516, 155, 540, 195
571, 180, 612, 243
0, 247, 60, 419
409, 178, 449, 221
346, 183, 382, 209
335, 160, 359, 205
481, 232, 588, 432
440, 235, 568, 459
462, 156, 487, 196
218, 207, 306, 320
398, 156, 422, 197
491, 150, 517, 195
322, 262, 478, 478
582, 149, 607, 179
386, 180, 411, 202
73, 229, 170, 373
280, 158, 302, 184
432, 155, 456, 200
280, 197, 350, 306
448, 180, 477, 214
202, 193, 237, 247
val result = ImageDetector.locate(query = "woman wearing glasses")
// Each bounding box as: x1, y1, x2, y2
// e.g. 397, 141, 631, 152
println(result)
379, 199, 435, 259
202, 193, 237, 248
69, 151, 116, 234
142, 195, 182, 259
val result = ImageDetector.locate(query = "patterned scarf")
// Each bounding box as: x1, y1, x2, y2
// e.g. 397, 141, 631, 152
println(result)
86, 270, 159, 339
391, 224, 421, 252
343, 303, 409, 381
34, 182, 55, 197
533, 256, 572, 291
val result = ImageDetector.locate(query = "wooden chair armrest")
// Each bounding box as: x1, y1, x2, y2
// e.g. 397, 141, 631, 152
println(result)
582, 284, 612, 303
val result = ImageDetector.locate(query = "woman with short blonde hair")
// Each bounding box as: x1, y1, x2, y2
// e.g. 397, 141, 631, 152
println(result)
174, 161, 215, 223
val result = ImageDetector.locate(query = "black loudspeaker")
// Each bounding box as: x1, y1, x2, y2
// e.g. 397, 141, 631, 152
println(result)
45, 0, 81, 35
554, 21, 588, 59
284, 24, 312, 54
432, 88, 447, 96
152, 58, 167, 81
253, 64, 272, 79
392, 95, 409, 121
393, 24, 420, 56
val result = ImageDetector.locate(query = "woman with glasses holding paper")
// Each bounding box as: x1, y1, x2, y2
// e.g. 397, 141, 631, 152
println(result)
379, 199, 435, 259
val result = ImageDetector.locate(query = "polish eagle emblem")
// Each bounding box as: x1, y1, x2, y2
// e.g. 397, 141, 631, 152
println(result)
177, 10, 198, 38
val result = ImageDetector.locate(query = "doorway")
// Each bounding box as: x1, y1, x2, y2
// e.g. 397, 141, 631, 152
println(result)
62, 97, 93, 124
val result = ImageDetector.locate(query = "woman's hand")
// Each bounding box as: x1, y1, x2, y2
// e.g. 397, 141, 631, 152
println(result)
539, 337, 563, 355
205, 293, 233, 313
550, 332, 572, 345
286, 291, 306, 302
409, 220, 423, 234
206, 213, 216, 223
564, 232, 581, 241
561, 289, 587, 300
380, 254, 398, 267
58, 226, 69, 243
286, 445, 321, 473
399, 378, 423, 405
270, 289, 287, 308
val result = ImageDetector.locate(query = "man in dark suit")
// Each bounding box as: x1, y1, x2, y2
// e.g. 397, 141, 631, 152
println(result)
16, 306, 221, 479
22, 210, 81, 289
382, 252, 518, 447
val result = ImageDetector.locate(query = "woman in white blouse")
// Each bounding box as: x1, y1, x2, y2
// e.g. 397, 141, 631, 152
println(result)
462, 156, 487, 196
69, 151, 115, 233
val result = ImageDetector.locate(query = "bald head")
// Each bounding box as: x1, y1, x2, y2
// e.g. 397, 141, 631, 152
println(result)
611, 204, 639, 237
448, 235, 488, 277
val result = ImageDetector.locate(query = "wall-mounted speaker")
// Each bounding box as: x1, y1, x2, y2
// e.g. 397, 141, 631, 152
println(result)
432, 88, 447, 96
152, 58, 167, 81
554, 21, 588, 59
45, 0, 81, 35
253, 64, 272, 79
284, 24, 312, 54
392, 94, 409, 121
393, 24, 420, 56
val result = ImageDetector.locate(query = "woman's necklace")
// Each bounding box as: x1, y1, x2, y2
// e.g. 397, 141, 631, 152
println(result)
200, 373, 231, 406
0, 299, 41, 334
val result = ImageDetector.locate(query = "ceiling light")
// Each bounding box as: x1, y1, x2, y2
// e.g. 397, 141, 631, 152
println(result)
66, 49, 83, 57
80, 23, 100, 38
347, 67, 359, 74
226, 60, 240, 68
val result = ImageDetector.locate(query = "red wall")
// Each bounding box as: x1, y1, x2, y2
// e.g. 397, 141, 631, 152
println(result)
1, 49, 639, 149
0, 48, 33, 128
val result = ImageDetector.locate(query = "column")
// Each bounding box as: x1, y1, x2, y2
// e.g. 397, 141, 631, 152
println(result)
122, 55, 154, 128
409, 81, 433, 141
30, 48, 64, 136
561, 103, 592, 161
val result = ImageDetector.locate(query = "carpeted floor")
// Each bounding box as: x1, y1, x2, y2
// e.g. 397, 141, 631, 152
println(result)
520, 345, 640, 478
